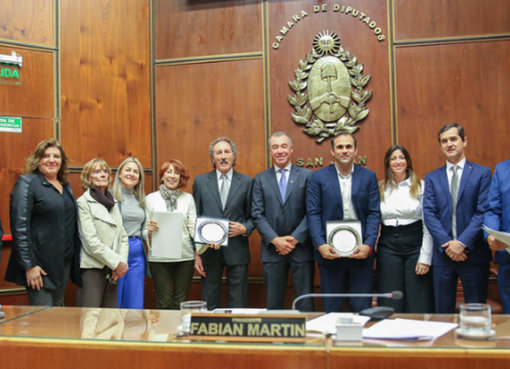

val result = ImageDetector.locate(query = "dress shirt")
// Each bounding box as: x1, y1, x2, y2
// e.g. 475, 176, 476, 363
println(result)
216, 168, 233, 194
446, 157, 466, 190
274, 163, 292, 184
334, 164, 358, 220
380, 178, 433, 265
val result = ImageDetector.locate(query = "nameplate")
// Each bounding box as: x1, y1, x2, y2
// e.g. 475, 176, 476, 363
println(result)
188, 313, 307, 343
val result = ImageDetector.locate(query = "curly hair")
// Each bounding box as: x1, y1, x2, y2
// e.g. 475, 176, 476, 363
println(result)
158, 159, 190, 189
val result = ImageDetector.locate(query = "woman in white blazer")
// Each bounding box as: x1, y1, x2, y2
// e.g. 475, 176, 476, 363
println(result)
77, 158, 129, 307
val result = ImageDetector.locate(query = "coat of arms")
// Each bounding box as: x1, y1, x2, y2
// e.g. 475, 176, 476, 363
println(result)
288, 31, 372, 143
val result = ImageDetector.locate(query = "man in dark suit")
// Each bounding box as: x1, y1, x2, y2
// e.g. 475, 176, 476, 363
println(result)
484, 158, 510, 314
193, 137, 254, 310
252, 132, 314, 311
423, 123, 492, 313
307, 133, 380, 313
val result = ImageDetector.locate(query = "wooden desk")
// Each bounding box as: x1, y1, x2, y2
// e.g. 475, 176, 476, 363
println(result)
0, 307, 509, 369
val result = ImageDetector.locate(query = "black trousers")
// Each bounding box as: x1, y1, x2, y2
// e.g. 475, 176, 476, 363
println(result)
377, 221, 434, 313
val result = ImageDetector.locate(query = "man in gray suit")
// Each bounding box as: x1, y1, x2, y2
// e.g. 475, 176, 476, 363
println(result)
252, 132, 314, 311
193, 137, 254, 310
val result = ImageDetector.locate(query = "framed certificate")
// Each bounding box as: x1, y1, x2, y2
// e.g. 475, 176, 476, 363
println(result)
195, 216, 229, 246
326, 220, 362, 257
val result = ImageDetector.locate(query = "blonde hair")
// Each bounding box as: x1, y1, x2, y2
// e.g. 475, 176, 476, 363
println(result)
22, 138, 70, 184
80, 158, 112, 191
112, 157, 146, 207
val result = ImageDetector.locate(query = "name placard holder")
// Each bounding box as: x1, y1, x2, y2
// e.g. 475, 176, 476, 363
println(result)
189, 313, 307, 343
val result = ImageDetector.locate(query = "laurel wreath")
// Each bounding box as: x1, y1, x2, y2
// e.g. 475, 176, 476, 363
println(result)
288, 48, 373, 144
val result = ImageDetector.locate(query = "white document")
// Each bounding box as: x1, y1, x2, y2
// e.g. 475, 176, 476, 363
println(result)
212, 308, 267, 314
363, 318, 458, 340
482, 225, 510, 251
151, 211, 183, 258
306, 313, 371, 335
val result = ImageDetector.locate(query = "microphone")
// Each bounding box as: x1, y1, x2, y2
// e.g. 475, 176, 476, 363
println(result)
291, 291, 403, 311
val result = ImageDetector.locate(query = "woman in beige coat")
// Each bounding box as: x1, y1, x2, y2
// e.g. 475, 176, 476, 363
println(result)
77, 158, 129, 307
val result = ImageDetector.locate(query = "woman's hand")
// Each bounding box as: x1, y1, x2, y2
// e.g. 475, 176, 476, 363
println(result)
147, 220, 159, 238
415, 263, 430, 275
26, 266, 47, 290
112, 261, 129, 281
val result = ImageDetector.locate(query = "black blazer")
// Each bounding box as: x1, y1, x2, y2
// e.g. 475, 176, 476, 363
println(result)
193, 170, 254, 266
5, 173, 82, 288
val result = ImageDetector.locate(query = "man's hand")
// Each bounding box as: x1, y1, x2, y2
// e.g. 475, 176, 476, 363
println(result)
194, 253, 206, 277
271, 236, 296, 255
229, 221, 247, 237
487, 235, 509, 251
112, 261, 129, 281
442, 240, 468, 262
349, 244, 372, 259
318, 244, 340, 260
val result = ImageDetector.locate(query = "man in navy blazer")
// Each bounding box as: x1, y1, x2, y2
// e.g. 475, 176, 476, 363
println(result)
484, 158, 510, 314
252, 132, 314, 311
307, 133, 381, 313
193, 137, 254, 310
423, 123, 492, 313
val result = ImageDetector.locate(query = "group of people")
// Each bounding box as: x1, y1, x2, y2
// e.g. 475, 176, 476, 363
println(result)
2, 123, 510, 315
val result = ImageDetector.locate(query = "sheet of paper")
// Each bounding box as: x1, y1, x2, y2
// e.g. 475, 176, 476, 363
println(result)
151, 211, 183, 258
482, 225, 510, 250
363, 318, 458, 340
306, 313, 371, 335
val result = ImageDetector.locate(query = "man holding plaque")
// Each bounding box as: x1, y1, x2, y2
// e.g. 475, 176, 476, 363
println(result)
423, 123, 492, 313
193, 137, 254, 310
307, 132, 380, 313
252, 132, 314, 311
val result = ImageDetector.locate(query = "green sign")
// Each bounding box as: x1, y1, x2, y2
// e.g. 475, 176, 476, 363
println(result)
0, 65, 22, 85
0, 117, 22, 133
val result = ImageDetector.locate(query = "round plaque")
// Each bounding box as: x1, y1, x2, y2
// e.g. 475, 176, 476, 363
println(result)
198, 220, 228, 245
328, 226, 361, 257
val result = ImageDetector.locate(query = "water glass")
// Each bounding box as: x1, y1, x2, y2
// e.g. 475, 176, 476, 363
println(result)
459, 303, 491, 338
180, 300, 207, 333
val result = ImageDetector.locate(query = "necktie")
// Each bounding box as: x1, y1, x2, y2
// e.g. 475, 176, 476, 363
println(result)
451, 165, 460, 239
220, 174, 228, 210
279, 168, 287, 204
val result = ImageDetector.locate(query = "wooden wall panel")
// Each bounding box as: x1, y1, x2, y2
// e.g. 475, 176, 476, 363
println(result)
155, 0, 262, 60
395, 40, 510, 177
0, 0, 55, 46
60, 0, 152, 168
0, 46, 54, 119
268, 0, 391, 177
155, 60, 266, 178
394, 0, 510, 41
0, 119, 55, 234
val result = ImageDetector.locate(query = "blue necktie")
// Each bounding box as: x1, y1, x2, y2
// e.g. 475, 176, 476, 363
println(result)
279, 169, 287, 204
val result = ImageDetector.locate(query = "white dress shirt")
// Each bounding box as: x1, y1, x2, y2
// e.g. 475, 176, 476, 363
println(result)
446, 157, 466, 190
334, 164, 358, 220
274, 162, 292, 183
380, 178, 433, 265
216, 168, 233, 193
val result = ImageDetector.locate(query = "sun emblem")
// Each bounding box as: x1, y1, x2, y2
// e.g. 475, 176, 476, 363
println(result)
313, 31, 341, 56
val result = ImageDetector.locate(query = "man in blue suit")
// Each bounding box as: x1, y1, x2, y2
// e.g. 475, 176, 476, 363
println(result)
423, 123, 492, 313
307, 132, 380, 313
484, 159, 510, 314
252, 132, 314, 311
